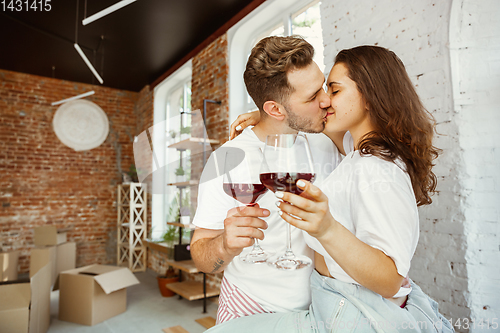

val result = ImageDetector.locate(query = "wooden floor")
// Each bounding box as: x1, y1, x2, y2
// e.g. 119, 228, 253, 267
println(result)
195, 316, 216, 329
162, 326, 190, 333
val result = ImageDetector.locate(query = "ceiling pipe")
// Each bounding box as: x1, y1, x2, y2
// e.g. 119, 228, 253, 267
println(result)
51, 91, 95, 106
74, 43, 104, 84
82, 0, 137, 25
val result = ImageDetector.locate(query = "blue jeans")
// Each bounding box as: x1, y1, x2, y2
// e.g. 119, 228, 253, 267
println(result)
206, 270, 454, 333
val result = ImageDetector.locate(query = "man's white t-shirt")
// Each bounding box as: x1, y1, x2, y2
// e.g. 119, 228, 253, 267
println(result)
303, 134, 418, 297
192, 127, 341, 312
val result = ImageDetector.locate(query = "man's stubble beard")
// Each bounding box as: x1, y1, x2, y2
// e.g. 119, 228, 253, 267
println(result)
284, 104, 325, 134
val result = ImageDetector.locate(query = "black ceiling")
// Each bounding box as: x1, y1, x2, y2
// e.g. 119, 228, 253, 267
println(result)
0, 0, 256, 92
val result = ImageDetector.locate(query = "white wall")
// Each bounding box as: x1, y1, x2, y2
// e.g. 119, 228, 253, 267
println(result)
320, 0, 500, 330
450, 0, 500, 330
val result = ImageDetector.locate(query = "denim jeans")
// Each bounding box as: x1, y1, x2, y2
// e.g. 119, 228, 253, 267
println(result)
206, 270, 454, 333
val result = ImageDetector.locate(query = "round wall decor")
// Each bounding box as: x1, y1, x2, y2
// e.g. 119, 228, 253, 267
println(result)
52, 99, 109, 151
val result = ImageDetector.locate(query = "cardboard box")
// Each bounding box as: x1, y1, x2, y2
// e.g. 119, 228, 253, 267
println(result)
34, 226, 67, 246
53, 242, 76, 290
1, 250, 20, 281
0, 264, 51, 333
56, 242, 76, 276
30, 246, 57, 287
30, 242, 76, 290
58, 265, 140, 326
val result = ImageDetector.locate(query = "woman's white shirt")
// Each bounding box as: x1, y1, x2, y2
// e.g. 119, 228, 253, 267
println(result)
303, 138, 419, 297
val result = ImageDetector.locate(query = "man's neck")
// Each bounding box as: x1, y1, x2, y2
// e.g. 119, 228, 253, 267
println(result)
252, 119, 298, 142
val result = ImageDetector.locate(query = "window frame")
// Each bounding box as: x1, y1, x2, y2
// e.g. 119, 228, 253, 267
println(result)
227, 0, 323, 123
151, 60, 192, 239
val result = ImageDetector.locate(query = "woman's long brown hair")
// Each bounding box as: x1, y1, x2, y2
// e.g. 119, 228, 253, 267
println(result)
335, 46, 440, 206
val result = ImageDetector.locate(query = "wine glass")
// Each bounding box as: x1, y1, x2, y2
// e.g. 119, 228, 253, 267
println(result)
260, 134, 315, 270
222, 147, 272, 264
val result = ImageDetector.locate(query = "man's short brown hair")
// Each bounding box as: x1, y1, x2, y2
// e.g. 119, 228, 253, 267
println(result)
244, 36, 315, 111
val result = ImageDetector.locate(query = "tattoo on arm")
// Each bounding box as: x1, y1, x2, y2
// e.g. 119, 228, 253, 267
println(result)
211, 258, 224, 273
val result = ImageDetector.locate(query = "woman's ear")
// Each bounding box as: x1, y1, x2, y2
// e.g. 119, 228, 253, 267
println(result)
263, 101, 286, 120
363, 99, 370, 112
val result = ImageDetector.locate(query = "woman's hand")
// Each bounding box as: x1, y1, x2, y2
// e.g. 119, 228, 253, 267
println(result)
229, 111, 261, 140
275, 180, 338, 241
276, 180, 403, 298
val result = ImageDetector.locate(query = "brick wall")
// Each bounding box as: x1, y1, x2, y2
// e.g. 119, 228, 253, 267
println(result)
146, 34, 229, 289
191, 33, 229, 181
0, 69, 145, 272
321, 0, 500, 329
134, 84, 155, 257
188, 33, 230, 288
148, 247, 172, 276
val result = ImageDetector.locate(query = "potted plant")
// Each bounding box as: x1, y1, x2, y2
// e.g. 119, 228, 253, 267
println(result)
157, 265, 179, 297
175, 165, 186, 183
122, 164, 139, 183
128, 164, 139, 182
147, 225, 181, 297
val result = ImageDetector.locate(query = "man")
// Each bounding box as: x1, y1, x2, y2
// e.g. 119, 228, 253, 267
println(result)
190, 36, 342, 324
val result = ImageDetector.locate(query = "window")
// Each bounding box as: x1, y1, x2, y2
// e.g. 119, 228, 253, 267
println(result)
292, 1, 324, 72
151, 61, 192, 239
228, 0, 325, 120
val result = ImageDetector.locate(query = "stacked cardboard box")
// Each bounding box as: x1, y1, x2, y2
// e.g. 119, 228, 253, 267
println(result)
1, 226, 140, 329
0, 226, 77, 333
1, 250, 20, 281
30, 226, 76, 288
0, 263, 51, 333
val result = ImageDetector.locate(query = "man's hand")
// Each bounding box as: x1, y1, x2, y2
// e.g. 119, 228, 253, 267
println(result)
222, 204, 270, 257
190, 204, 270, 274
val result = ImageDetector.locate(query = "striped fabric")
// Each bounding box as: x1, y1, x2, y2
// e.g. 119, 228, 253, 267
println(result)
216, 276, 273, 324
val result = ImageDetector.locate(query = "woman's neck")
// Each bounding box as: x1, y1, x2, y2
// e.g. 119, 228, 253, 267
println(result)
349, 119, 376, 150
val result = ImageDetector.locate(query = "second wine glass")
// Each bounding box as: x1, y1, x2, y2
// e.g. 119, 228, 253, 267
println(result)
260, 134, 315, 270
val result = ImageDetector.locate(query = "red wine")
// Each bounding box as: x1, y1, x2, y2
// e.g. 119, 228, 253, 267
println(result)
223, 183, 268, 205
259, 172, 315, 195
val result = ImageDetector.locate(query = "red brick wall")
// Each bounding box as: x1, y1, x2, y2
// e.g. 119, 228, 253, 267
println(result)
191, 33, 229, 145
134, 85, 154, 243
0, 69, 152, 273
0, 34, 228, 280
187, 33, 230, 288
145, 34, 230, 288
134, 84, 162, 273
190, 33, 229, 214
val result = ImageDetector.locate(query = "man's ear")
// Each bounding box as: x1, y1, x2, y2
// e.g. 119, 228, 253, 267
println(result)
263, 101, 286, 120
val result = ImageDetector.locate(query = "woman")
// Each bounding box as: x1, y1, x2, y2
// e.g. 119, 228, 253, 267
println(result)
210, 45, 453, 332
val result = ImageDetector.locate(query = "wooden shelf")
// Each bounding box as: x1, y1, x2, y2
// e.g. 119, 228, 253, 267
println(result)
165, 259, 199, 273
168, 137, 219, 151
167, 222, 196, 229
144, 240, 173, 254
117, 183, 147, 272
119, 243, 146, 250
166, 281, 219, 301
166, 180, 199, 187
